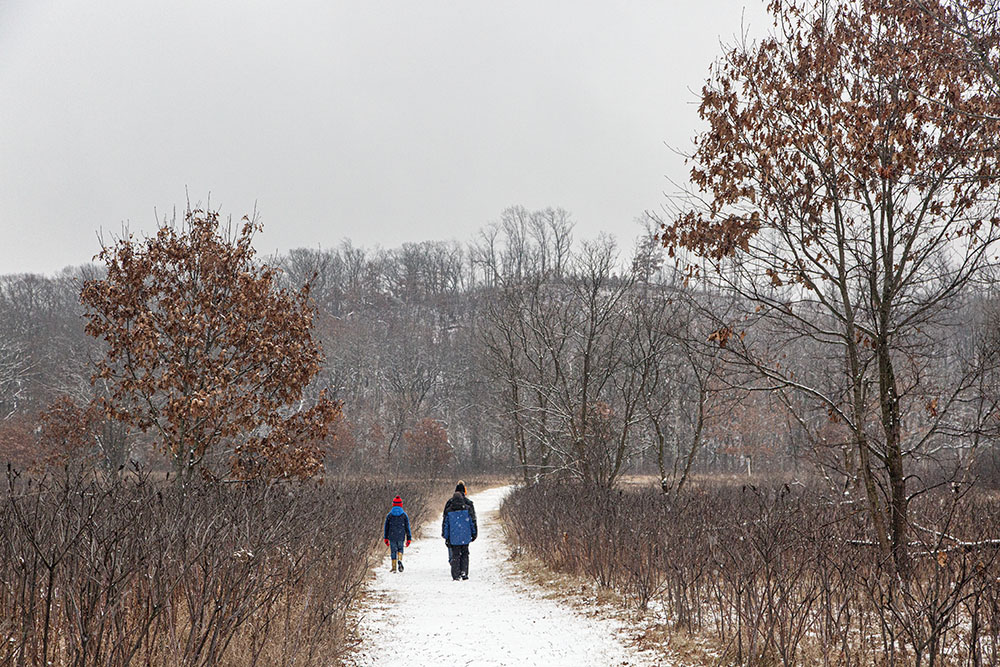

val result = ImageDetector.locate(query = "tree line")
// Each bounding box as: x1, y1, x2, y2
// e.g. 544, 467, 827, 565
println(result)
0, 207, 736, 484
1, 199, 996, 494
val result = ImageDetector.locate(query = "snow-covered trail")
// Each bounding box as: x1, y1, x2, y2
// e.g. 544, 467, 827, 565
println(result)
346, 485, 654, 667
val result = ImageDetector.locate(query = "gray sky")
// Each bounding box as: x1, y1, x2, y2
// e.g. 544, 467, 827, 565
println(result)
0, 1, 769, 275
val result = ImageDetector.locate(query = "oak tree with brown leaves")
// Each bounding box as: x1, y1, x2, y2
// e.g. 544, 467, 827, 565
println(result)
661, 0, 1000, 573
899, 0, 1000, 98
80, 207, 340, 480
403, 417, 453, 475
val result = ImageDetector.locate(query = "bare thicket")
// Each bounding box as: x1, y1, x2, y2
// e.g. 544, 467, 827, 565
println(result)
503, 480, 1000, 666
0, 465, 434, 666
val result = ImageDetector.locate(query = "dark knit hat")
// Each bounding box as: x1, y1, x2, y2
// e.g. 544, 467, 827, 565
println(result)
392, 495, 403, 506
455, 481, 466, 494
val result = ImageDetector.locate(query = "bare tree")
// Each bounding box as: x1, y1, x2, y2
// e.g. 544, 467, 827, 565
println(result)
0, 338, 31, 422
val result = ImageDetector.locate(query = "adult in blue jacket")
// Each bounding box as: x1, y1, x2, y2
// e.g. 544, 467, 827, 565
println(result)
442, 481, 477, 580
384, 495, 412, 572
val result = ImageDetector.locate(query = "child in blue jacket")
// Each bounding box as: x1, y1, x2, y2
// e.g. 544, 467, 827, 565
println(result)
383, 495, 412, 572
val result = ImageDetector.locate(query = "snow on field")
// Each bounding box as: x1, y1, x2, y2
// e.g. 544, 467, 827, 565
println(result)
345, 485, 660, 667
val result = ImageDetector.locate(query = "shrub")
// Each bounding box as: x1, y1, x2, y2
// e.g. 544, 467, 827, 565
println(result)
501, 480, 1000, 665
0, 465, 433, 666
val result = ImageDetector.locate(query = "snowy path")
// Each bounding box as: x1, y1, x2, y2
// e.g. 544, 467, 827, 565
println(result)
346, 485, 655, 667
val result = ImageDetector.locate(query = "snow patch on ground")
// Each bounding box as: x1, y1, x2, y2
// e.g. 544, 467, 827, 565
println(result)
345, 485, 661, 667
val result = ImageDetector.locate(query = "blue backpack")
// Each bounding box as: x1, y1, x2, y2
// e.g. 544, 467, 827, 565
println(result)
444, 508, 473, 545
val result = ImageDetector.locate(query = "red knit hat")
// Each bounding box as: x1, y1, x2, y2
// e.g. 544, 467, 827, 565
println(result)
392, 495, 403, 506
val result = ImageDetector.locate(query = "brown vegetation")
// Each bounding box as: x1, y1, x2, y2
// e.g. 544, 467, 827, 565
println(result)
0, 465, 434, 666
403, 417, 453, 477
502, 480, 1000, 666
80, 208, 340, 481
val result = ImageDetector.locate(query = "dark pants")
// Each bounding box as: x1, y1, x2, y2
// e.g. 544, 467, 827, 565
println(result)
449, 544, 469, 579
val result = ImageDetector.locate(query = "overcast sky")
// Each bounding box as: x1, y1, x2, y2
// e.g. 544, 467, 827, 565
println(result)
0, 1, 769, 275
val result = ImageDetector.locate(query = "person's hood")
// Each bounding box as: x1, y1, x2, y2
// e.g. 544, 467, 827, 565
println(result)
390, 506, 405, 516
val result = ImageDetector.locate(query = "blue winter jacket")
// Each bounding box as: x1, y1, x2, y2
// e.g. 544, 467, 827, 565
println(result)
441, 492, 477, 546
383, 506, 412, 543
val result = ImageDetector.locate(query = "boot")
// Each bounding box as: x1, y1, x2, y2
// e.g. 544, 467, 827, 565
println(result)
397, 557, 404, 572
390, 558, 397, 573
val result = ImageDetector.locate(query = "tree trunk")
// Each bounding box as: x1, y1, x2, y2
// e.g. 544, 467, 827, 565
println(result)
510, 382, 529, 484
878, 339, 909, 575
846, 325, 891, 559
